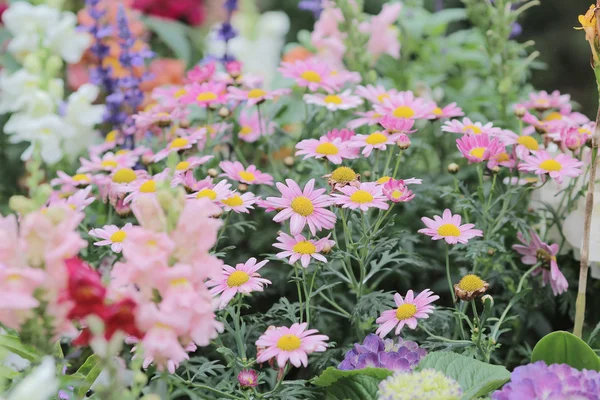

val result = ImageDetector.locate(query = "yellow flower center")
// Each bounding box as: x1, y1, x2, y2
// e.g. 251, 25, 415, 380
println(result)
227, 271, 250, 287
112, 168, 137, 183
300, 70, 321, 83
101, 160, 118, 169
223, 195, 244, 207
365, 132, 388, 145
72, 174, 90, 182
496, 152, 510, 162
376, 176, 391, 184
433, 107, 443, 116
170, 277, 189, 287
109, 230, 127, 243
544, 112, 562, 122
139, 180, 156, 193
291, 196, 314, 216
247, 89, 267, 98
469, 147, 486, 159
176, 161, 191, 171
392, 106, 415, 119
377, 93, 390, 103
240, 126, 253, 136
105, 130, 118, 142
331, 167, 357, 183
276, 334, 302, 351
579, 127, 592, 136
458, 274, 485, 292
170, 138, 189, 149
437, 223, 461, 237
516, 136, 539, 151
196, 188, 217, 200
115, 150, 129, 156
350, 190, 374, 204
292, 240, 317, 255
324, 95, 343, 104
238, 171, 256, 182
315, 142, 339, 155
174, 88, 186, 98
395, 303, 417, 320
391, 190, 403, 200
534, 98, 550, 108
463, 125, 482, 134
539, 159, 562, 172
197, 91, 217, 102
6, 273, 21, 282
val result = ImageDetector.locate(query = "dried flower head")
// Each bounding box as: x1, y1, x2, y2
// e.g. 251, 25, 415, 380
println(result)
454, 274, 489, 301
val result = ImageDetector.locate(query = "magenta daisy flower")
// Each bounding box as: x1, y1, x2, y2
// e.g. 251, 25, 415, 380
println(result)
355, 84, 398, 104
349, 131, 400, 157
303, 90, 363, 111
295, 136, 358, 165
347, 111, 383, 130
206, 257, 271, 309
264, 179, 337, 235
374, 91, 436, 120
220, 192, 258, 214
496, 130, 540, 159
513, 230, 568, 296
382, 179, 415, 203
88, 223, 133, 253
442, 117, 503, 136
186, 179, 232, 203
123, 171, 169, 204
219, 161, 274, 186
227, 86, 291, 106
273, 233, 335, 268
375, 289, 439, 337
518, 150, 583, 184
326, 128, 356, 142
173, 155, 214, 174
456, 133, 506, 164
332, 182, 389, 211
255, 323, 329, 368
522, 90, 570, 111
152, 130, 207, 162
379, 114, 417, 134
278, 59, 337, 92
180, 81, 226, 107
428, 102, 464, 119
51, 171, 92, 188
419, 209, 483, 245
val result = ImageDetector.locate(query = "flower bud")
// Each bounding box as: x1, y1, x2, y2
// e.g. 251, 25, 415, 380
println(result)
208, 168, 218, 177
238, 183, 248, 192
179, 119, 191, 129
481, 294, 494, 307
46, 55, 63, 77
396, 134, 411, 149
284, 156, 295, 167
514, 104, 526, 118
490, 166, 500, 174
447, 163, 459, 174
363, 170, 372, 178
237, 369, 258, 388
23, 54, 43, 74
218, 107, 230, 118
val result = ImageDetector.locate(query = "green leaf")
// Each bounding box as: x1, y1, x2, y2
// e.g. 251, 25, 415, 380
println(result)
0, 335, 42, 362
0, 365, 19, 380
417, 351, 510, 400
531, 331, 600, 371
143, 16, 191, 66
75, 354, 103, 397
324, 376, 382, 400
313, 366, 393, 387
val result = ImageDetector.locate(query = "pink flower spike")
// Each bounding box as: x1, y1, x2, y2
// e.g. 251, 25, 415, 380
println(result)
219, 161, 274, 186
255, 323, 329, 368
180, 81, 226, 107
206, 258, 271, 309
88, 223, 133, 253
442, 117, 502, 136
295, 136, 358, 165
374, 91, 436, 120
419, 209, 483, 245
265, 179, 337, 235
428, 102, 465, 119
227, 86, 291, 107
273, 232, 334, 268
456, 133, 506, 164
518, 150, 583, 184
303, 90, 363, 111
382, 179, 415, 203
332, 182, 389, 211
278, 59, 338, 92
375, 289, 439, 337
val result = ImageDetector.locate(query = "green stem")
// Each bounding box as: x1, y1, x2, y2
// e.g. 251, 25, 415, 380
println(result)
293, 264, 304, 322
446, 245, 456, 304
392, 150, 404, 178
216, 211, 232, 246
317, 292, 351, 318
180, 380, 243, 400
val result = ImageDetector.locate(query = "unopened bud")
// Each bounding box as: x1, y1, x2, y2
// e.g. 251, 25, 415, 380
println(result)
46, 55, 63, 77
218, 107, 230, 118
514, 105, 526, 118
23, 54, 42, 74
238, 183, 248, 192
179, 119, 191, 129
491, 166, 500, 174
208, 168, 218, 177
482, 294, 494, 307
363, 170, 372, 178
396, 134, 411, 149
447, 163, 460, 174
283, 156, 295, 167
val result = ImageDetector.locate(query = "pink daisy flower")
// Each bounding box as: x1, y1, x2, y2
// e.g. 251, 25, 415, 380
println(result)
355, 84, 398, 104
220, 192, 258, 213
332, 182, 389, 211
186, 179, 232, 203
255, 323, 329, 368
219, 161, 274, 186
206, 257, 271, 309
428, 102, 464, 119
442, 117, 503, 136
379, 114, 417, 134
382, 179, 415, 203
51, 171, 92, 188
278, 59, 337, 92
496, 130, 540, 159
238, 109, 276, 143
123, 171, 169, 204
186, 62, 216, 83
349, 131, 400, 157
152, 129, 207, 162
419, 209, 483, 245
48, 186, 95, 212
264, 179, 337, 235
522, 90, 570, 111
303, 90, 363, 111
77, 151, 136, 173
326, 128, 356, 142
227, 86, 291, 106
347, 111, 383, 130
518, 150, 583, 184
375, 176, 423, 185
180, 81, 226, 107
328, 69, 362, 88
295, 136, 358, 164
374, 91, 436, 120
88, 223, 133, 253
273, 233, 335, 268
456, 133, 506, 164
173, 155, 214, 174
512, 230, 568, 296
375, 289, 439, 337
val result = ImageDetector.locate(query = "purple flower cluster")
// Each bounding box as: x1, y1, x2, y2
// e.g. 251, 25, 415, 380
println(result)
492, 361, 600, 400
299, 0, 323, 19
216, 0, 238, 62
338, 334, 426, 372
83, 0, 115, 96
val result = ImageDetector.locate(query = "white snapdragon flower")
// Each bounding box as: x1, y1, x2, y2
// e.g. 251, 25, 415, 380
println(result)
62, 84, 106, 158
5, 356, 58, 400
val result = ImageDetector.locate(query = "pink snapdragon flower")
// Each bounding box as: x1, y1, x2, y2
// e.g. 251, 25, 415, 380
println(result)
442, 117, 502, 136
332, 182, 389, 211
295, 136, 358, 164
206, 258, 271, 309
360, 2, 402, 60
255, 323, 329, 368
227, 87, 291, 106
375, 289, 439, 337
219, 161, 274, 186
0, 264, 45, 330
456, 133, 506, 164
273, 233, 334, 268
264, 179, 337, 235
303, 90, 363, 111
88, 223, 134, 253
419, 209, 483, 245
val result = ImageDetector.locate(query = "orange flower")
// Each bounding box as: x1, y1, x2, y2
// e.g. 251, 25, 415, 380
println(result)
282, 46, 313, 63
